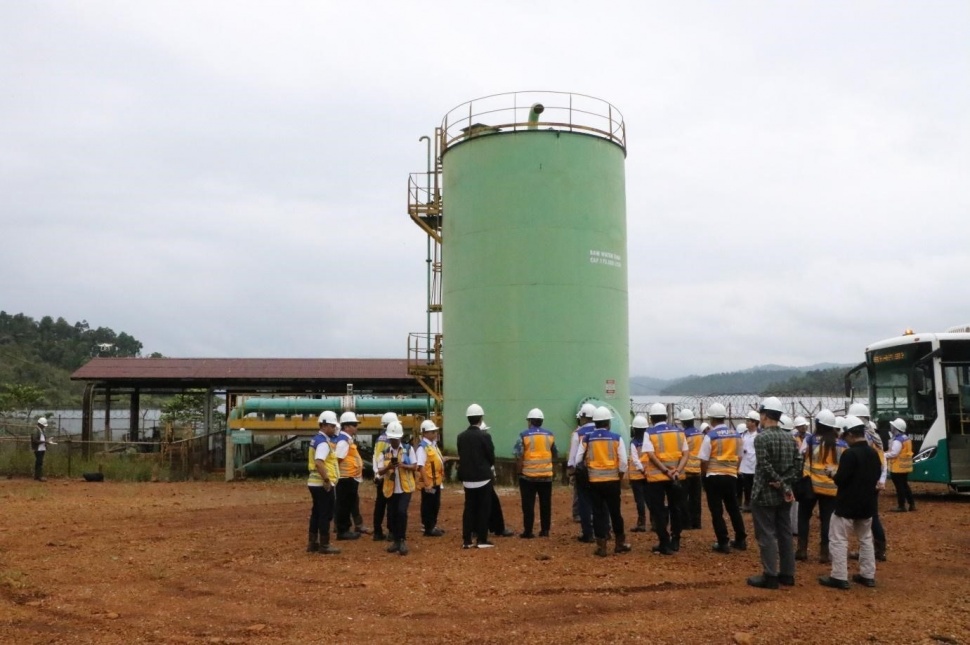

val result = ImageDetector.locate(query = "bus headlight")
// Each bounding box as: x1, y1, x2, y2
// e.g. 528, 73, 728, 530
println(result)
913, 446, 936, 463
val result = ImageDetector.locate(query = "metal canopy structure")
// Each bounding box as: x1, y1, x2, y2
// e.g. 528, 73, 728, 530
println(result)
70, 357, 427, 459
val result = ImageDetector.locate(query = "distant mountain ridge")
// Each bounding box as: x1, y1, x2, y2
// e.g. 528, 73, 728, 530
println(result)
631, 363, 856, 396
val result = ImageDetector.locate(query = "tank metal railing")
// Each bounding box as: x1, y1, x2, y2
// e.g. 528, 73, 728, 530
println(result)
407, 172, 442, 244
407, 332, 443, 405
439, 91, 626, 154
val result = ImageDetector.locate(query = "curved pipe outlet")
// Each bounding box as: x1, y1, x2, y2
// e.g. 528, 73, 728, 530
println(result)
527, 103, 545, 130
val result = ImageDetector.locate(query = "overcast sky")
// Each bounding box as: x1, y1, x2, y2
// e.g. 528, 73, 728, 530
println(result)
2, 1, 968, 379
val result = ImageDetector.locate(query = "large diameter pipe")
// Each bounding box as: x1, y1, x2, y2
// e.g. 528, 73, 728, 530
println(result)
527, 103, 544, 130
238, 397, 432, 416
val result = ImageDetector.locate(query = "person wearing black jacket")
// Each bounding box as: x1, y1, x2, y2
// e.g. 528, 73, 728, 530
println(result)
457, 403, 495, 549
819, 416, 882, 590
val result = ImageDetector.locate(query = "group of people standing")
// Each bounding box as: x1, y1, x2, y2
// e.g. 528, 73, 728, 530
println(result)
305, 398, 917, 592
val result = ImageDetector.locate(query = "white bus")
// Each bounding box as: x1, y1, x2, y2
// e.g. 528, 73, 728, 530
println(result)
846, 326, 970, 492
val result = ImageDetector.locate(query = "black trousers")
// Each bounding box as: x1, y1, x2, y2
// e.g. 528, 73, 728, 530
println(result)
308, 486, 335, 543
519, 478, 552, 535
373, 479, 390, 534
387, 492, 412, 542
420, 485, 442, 533
704, 475, 746, 545
891, 472, 915, 508
488, 486, 507, 534
462, 483, 493, 545
588, 480, 624, 539
798, 494, 836, 546
737, 473, 754, 507
334, 478, 359, 534
33, 450, 45, 480
683, 474, 703, 529
630, 479, 647, 524
645, 479, 684, 547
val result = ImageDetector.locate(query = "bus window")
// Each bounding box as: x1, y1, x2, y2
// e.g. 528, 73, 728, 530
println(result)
943, 365, 970, 436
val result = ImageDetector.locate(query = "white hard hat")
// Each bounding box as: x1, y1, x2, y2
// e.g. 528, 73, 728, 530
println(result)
480, 422, 490, 431
815, 409, 837, 428
835, 416, 846, 429
466, 403, 484, 417
36, 417, 48, 427
707, 403, 727, 419
746, 410, 761, 422
793, 415, 808, 428
759, 397, 784, 413
648, 403, 667, 417
339, 411, 359, 425
779, 414, 794, 431
318, 410, 338, 425
678, 409, 695, 422
890, 418, 907, 433
843, 415, 866, 432
576, 403, 596, 419
385, 421, 404, 439
631, 414, 649, 429
381, 412, 399, 426
848, 402, 870, 418
527, 408, 544, 421
592, 406, 613, 422
420, 419, 439, 433
700, 422, 711, 432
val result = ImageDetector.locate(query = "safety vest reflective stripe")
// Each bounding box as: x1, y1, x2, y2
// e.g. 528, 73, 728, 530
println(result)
809, 441, 843, 497
382, 448, 416, 497
338, 437, 362, 479
307, 434, 338, 485
420, 441, 444, 487
586, 434, 620, 482
627, 443, 645, 481
521, 431, 554, 479
645, 425, 684, 482
890, 436, 913, 473
684, 429, 704, 475
708, 428, 739, 477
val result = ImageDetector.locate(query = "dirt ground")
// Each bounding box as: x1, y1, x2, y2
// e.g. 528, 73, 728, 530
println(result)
0, 478, 968, 645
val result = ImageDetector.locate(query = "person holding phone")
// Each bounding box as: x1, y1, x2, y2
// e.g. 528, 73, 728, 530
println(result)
375, 421, 418, 555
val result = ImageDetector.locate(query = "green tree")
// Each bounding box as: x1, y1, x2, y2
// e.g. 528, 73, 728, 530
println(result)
0, 383, 46, 420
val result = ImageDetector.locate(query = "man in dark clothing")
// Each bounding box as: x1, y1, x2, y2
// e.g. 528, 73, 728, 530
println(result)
456, 403, 495, 549
819, 415, 883, 590
747, 397, 800, 590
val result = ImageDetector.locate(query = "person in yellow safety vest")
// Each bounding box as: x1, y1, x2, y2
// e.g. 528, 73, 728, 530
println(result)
306, 411, 341, 555
679, 409, 704, 530
627, 415, 650, 533
886, 418, 916, 512
788, 415, 810, 536
372, 412, 398, 542
416, 419, 446, 537
641, 403, 689, 555
847, 402, 888, 562
796, 409, 847, 564
698, 403, 747, 554
374, 421, 418, 555
568, 403, 598, 542
514, 408, 558, 539
334, 412, 368, 540
575, 406, 630, 557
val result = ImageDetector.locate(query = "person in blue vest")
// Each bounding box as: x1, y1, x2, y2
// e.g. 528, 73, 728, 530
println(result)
374, 421, 418, 555
306, 411, 341, 555
575, 406, 631, 557
567, 403, 598, 543
514, 408, 558, 538
371, 411, 398, 542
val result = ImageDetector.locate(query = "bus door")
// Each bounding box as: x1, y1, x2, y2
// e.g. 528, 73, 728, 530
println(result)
942, 363, 970, 484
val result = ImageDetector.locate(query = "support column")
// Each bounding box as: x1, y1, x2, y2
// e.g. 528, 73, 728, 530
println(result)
129, 389, 140, 442
81, 383, 95, 459
104, 386, 112, 448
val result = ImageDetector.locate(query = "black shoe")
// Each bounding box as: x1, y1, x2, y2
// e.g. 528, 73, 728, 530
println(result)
651, 544, 674, 556
355, 525, 372, 535
818, 575, 850, 590
778, 574, 795, 587
318, 544, 341, 555
576, 535, 595, 544
519, 532, 535, 539
670, 537, 681, 552
712, 542, 731, 554
908, 504, 917, 512
386, 541, 400, 554
747, 574, 779, 590
730, 539, 747, 551
462, 543, 474, 550
373, 531, 386, 541
538, 530, 549, 538
494, 529, 514, 537
336, 531, 360, 541
397, 541, 409, 556
851, 573, 876, 588
630, 524, 647, 533
306, 542, 320, 553
891, 506, 907, 512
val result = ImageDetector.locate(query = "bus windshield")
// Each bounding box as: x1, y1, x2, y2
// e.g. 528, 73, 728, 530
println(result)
868, 341, 937, 422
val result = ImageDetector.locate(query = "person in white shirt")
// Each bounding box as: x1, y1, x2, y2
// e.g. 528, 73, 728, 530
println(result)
737, 411, 760, 511
30, 417, 56, 481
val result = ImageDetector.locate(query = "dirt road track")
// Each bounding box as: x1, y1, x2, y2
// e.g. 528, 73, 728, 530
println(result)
1, 480, 967, 644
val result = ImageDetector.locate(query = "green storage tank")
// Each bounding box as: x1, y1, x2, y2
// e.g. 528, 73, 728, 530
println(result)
440, 92, 630, 458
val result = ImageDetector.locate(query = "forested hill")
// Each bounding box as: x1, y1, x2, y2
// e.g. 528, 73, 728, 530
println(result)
655, 364, 860, 396
0, 311, 147, 409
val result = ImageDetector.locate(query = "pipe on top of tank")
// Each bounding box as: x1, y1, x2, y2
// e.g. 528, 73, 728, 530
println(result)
527, 103, 544, 130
